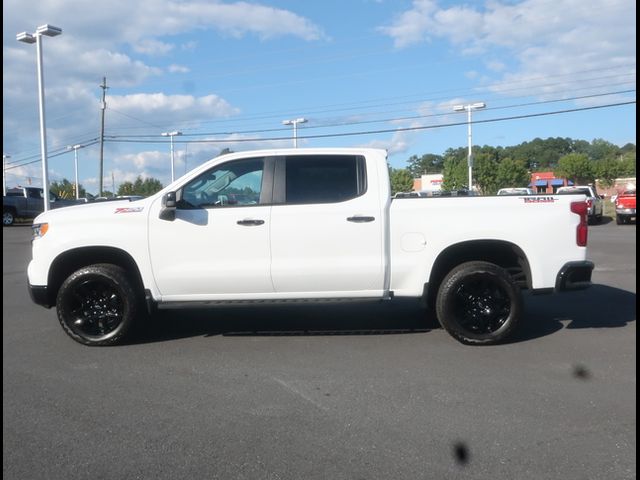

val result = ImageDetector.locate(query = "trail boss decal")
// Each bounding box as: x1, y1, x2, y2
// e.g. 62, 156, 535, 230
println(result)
523, 196, 557, 203
114, 207, 144, 214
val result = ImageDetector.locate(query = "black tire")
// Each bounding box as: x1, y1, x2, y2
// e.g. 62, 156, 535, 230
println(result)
616, 214, 622, 225
435, 261, 523, 345
56, 264, 140, 346
3, 209, 15, 226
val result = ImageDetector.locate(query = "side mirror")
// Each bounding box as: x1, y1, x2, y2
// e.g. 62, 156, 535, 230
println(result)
159, 191, 177, 221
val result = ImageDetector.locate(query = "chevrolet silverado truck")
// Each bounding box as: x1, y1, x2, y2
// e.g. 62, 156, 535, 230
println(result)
614, 189, 636, 224
27, 148, 594, 346
3, 186, 82, 226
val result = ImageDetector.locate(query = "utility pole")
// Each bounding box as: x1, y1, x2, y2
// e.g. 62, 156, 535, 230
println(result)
98, 77, 108, 196
111, 171, 115, 197
3, 154, 10, 197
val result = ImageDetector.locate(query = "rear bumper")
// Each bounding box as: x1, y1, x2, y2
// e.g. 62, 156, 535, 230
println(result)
28, 284, 53, 308
555, 261, 594, 292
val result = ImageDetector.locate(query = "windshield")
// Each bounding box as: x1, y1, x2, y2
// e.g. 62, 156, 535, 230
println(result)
558, 188, 591, 195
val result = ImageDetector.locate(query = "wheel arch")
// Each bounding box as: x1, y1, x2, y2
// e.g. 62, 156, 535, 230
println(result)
47, 247, 145, 307
424, 240, 531, 309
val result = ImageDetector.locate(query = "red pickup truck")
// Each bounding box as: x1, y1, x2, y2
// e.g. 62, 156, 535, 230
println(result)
615, 189, 636, 224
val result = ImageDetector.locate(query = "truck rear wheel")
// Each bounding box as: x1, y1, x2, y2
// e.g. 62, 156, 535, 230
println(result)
56, 264, 140, 346
435, 261, 522, 345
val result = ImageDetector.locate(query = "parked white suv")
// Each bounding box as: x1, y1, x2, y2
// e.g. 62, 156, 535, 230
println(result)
556, 186, 603, 223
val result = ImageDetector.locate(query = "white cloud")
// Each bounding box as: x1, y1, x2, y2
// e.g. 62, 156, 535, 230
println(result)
485, 60, 506, 72
362, 130, 412, 155
133, 39, 175, 56
168, 64, 190, 73
3, 0, 326, 179
5, 0, 326, 48
379, 0, 636, 98
108, 92, 239, 118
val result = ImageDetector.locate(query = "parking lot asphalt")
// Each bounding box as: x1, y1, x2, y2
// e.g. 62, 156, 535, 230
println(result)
3, 220, 636, 480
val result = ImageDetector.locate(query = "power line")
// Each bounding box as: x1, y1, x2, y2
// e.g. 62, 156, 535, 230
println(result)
101, 65, 636, 134
5, 140, 99, 171
106, 89, 636, 139
105, 100, 636, 145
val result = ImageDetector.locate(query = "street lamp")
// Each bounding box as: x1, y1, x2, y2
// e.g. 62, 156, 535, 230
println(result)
67, 144, 83, 199
453, 102, 486, 191
161, 131, 182, 182
3, 154, 10, 197
282, 118, 307, 148
16, 24, 62, 212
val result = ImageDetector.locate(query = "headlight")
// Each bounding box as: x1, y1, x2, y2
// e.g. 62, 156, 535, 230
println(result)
32, 223, 49, 240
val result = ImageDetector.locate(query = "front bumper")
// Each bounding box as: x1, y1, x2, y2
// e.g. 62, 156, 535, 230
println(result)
615, 208, 636, 215
28, 284, 53, 308
555, 261, 594, 291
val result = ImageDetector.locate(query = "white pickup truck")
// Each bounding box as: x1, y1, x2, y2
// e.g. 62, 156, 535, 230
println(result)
27, 148, 594, 346
556, 185, 604, 223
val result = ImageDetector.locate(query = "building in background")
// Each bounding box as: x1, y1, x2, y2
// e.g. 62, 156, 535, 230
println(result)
413, 174, 444, 193
529, 172, 573, 194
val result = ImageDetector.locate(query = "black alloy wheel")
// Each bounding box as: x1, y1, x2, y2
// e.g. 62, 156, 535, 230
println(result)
436, 261, 522, 345
56, 264, 140, 346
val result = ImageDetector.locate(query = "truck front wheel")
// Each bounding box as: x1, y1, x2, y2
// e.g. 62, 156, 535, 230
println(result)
3, 209, 15, 226
435, 261, 522, 345
56, 264, 140, 346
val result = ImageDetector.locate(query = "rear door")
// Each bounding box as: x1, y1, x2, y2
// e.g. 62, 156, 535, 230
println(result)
269, 154, 385, 296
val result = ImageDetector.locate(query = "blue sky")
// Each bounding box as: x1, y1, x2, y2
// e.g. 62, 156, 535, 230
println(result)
3, 0, 636, 195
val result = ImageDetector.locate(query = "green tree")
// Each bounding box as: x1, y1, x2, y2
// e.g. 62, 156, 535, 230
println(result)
50, 178, 87, 199
473, 153, 500, 195
495, 158, 531, 191
594, 157, 622, 188
588, 138, 620, 162
406, 153, 444, 177
555, 153, 595, 185
441, 154, 468, 191
618, 151, 636, 176
117, 176, 164, 197
389, 168, 414, 195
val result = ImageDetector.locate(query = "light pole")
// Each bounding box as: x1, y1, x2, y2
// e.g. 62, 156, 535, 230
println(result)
161, 131, 182, 182
453, 102, 486, 191
3, 154, 10, 197
282, 118, 307, 148
16, 24, 62, 212
67, 144, 83, 199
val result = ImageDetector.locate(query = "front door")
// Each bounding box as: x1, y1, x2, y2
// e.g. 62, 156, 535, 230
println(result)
148, 157, 273, 300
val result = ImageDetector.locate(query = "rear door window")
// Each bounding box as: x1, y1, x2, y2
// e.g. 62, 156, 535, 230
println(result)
283, 155, 366, 204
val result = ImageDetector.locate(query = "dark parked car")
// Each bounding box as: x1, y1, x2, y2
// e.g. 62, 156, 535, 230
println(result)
3, 186, 85, 226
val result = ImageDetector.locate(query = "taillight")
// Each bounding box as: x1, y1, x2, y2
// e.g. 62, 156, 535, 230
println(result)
585, 199, 593, 209
570, 201, 588, 246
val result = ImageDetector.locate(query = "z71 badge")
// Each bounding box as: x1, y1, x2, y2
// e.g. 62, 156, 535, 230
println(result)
114, 207, 144, 213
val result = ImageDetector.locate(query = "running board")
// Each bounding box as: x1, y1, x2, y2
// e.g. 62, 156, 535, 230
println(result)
153, 294, 393, 310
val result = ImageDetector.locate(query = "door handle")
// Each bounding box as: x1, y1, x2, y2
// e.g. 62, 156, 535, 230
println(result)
347, 216, 375, 223
237, 219, 265, 226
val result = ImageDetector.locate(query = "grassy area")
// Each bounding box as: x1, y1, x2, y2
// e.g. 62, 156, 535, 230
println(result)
603, 200, 617, 219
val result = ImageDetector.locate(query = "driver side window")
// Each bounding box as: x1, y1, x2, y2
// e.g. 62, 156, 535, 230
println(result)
179, 158, 264, 209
